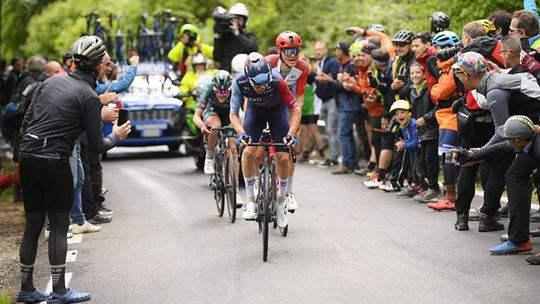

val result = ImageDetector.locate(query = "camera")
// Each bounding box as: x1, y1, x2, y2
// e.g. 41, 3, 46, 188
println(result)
187, 32, 197, 46
436, 41, 463, 61
213, 6, 234, 34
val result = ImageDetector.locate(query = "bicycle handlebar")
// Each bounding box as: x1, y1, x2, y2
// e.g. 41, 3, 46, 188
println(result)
238, 142, 297, 163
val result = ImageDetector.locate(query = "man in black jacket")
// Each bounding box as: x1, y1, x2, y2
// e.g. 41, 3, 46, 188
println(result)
16, 36, 130, 304
213, 3, 258, 72
458, 116, 537, 257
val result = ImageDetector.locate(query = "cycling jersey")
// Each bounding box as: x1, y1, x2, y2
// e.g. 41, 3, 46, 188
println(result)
266, 54, 309, 97
197, 80, 231, 125
230, 70, 297, 113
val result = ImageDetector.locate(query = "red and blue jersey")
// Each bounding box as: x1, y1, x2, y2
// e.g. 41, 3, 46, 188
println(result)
266, 54, 309, 98
230, 70, 297, 114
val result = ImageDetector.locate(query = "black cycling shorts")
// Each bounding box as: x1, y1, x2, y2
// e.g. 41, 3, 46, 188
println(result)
301, 115, 319, 125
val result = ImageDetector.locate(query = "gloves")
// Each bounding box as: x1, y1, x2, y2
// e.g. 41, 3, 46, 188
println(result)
283, 135, 299, 147
200, 124, 212, 136
521, 53, 540, 74
236, 132, 251, 146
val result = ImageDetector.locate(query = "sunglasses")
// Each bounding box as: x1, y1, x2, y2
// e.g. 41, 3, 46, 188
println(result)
213, 87, 231, 95
283, 48, 301, 56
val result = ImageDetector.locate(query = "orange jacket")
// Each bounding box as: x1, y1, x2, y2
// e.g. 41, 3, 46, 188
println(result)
352, 65, 384, 117
430, 58, 459, 131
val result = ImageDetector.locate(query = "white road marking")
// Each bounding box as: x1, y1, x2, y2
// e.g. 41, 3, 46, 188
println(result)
66, 250, 78, 263
67, 234, 83, 245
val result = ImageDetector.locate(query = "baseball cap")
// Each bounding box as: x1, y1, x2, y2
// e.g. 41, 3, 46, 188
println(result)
452, 51, 488, 76
503, 115, 536, 139
336, 42, 351, 55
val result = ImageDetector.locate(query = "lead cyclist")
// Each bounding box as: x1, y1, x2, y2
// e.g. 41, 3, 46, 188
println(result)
229, 52, 301, 228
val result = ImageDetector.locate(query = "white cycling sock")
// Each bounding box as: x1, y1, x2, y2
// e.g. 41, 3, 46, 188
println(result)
245, 176, 256, 201
286, 175, 294, 194
278, 177, 288, 199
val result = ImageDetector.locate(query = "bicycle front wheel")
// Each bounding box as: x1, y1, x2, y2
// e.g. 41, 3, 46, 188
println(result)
214, 153, 225, 217
225, 149, 237, 223
262, 165, 270, 262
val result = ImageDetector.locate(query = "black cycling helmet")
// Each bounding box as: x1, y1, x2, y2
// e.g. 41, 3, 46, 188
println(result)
431, 12, 450, 34
244, 52, 272, 87
71, 35, 107, 69
212, 70, 232, 90
392, 29, 415, 44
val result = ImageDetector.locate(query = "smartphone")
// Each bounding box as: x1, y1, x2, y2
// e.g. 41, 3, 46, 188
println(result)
117, 109, 128, 126
397, 74, 406, 82
346, 29, 356, 36
520, 37, 532, 52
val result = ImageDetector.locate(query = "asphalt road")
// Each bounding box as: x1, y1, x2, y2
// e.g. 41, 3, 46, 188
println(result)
51, 147, 540, 304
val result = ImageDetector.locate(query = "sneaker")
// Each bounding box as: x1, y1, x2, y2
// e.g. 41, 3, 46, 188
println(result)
98, 205, 114, 216
478, 214, 505, 232
242, 201, 257, 220
363, 179, 382, 189
235, 192, 244, 208
318, 159, 338, 168
454, 213, 469, 231
71, 221, 101, 234
353, 167, 370, 176
275, 197, 289, 228
526, 252, 540, 265
469, 207, 481, 221
204, 155, 215, 175
44, 229, 73, 241
396, 186, 417, 198
47, 288, 90, 304
16, 288, 48, 303
489, 240, 532, 255
88, 214, 112, 225
332, 165, 352, 175
380, 180, 399, 192
427, 199, 455, 211
365, 171, 378, 179
286, 193, 298, 212
421, 189, 441, 203
413, 190, 427, 202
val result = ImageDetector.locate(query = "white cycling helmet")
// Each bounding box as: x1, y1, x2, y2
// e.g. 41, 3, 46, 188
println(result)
231, 53, 248, 75
192, 53, 207, 66
229, 3, 249, 18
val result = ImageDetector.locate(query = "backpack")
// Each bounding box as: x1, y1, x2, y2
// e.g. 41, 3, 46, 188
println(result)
462, 36, 505, 68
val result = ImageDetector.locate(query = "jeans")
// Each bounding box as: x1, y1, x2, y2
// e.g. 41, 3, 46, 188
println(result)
320, 98, 340, 162
506, 153, 540, 245
69, 143, 85, 225
338, 111, 358, 167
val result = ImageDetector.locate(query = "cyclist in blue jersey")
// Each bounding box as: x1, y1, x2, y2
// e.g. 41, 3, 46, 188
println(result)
229, 52, 301, 228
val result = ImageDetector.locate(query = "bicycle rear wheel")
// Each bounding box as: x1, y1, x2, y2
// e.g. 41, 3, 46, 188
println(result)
214, 152, 225, 217
262, 165, 270, 262
225, 149, 237, 223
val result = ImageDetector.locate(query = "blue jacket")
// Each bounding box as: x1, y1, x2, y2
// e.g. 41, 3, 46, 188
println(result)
95, 66, 137, 94
315, 56, 340, 102
400, 118, 419, 151
329, 59, 360, 112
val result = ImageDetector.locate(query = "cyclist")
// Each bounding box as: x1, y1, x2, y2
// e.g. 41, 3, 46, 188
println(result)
430, 12, 451, 34
194, 70, 244, 204
266, 31, 309, 212
230, 52, 301, 228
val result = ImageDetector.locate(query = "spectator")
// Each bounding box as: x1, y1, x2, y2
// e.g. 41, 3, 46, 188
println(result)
314, 40, 341, 168
431, 11, 451, 34
213, 3, 258, 72
168, 24, 214, 77
3, 57, 25, 107
299, 59, 325, 162
43, 61, 67, 78
408, 63, 440, 202
488, 11, 512, 39
510, 10, 540, 51
390, 29, 416, 100
346, 26, 396, 58
16, 35, 130, 304
321, 42, 358, 174
391, 99, 419, 190
411, 32, 439, 89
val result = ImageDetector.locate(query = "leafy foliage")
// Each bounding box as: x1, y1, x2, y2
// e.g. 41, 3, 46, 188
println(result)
0, 0, 529, 61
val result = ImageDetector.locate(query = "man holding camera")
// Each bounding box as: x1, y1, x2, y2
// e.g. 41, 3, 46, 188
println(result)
168, 24, 214, 77
213, 3, 258, 72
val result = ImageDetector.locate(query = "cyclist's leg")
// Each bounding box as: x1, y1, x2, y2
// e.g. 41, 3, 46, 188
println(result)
204, 111, 222, 151
242, 106, 265, 203
268, 104, 292, 198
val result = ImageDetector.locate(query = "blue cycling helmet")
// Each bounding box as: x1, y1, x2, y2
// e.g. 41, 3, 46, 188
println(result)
367, 23, 385, 33
432, 31, 460, 47
244, 52, 272, 87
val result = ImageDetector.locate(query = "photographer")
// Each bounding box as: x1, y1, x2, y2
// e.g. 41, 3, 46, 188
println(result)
168, 24, 214, 77
213, 3, 258, 72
